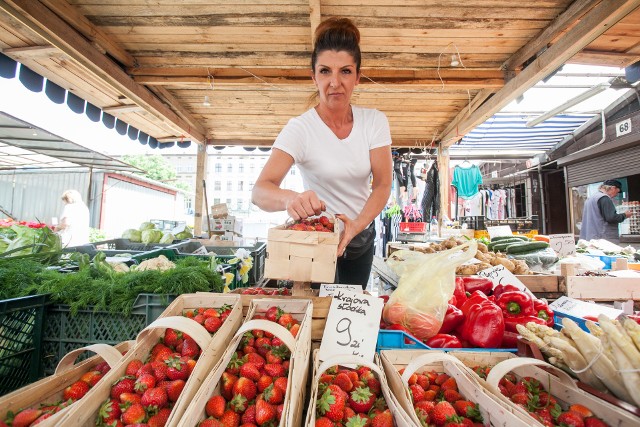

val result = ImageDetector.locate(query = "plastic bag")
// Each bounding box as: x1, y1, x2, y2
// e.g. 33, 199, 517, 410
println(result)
508, 247, 559, 273
383, 240, 477, 341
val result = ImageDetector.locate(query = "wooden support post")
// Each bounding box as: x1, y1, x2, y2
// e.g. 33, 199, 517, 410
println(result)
437, 145, 450, 222
193, 142, 208, 237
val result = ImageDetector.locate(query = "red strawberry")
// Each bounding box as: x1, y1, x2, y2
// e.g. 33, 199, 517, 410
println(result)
194, 314, 206, 325
163, 328, 183, 348
63, 379, 90, 401
255, 399, 277, 425
274, 376, 288, 393
241, 404, 256, 424
510, 392, 528, 406
443, 389, 462, 403
255, 337, 271, 357
110, 376, 136, 400
206, 395, 227, 418
80, 370, 104, 387
151, 361, 169, 381
97, 398, 122, 425
453, 401, 479, 419
431, 401, 457, 426
152, 343, 173, 362
220, 409, 241, 427
203, 308, 219, 318
141, 386, 168, 409
263, 363, 286, 378
221, 372, 238, 401
204, 316, 223, 334
181, 337, 200, 358
584, 417, 609, 427
315, 417, 336, 427
233, 377, 257, 400
226, 353, 244, 375
30, 413, 54, 425
263, 383, 284, 405
316, 384, 346, 422
199, 419, 223, 427
410, 384, 426, 402
415, 400, 435, 421
557, 411, 586, 427
11, 409, 43, 427
265, 306, 282, 323
348, 386, 376, 413
569, 404, 593, 419
440, 377, 457, 391
360, 371, 381, 395
125, 359, 144, 377
244, 353, 266, 370
121, 403, 146, 425
120, 392, 142, 405
164, 379, 186, 402
257, 375, 273, 392
135, 373, 157, 394
148, 407, 172, 427
239, 362, 261, 382
165, 357, 189, 381
289, 323, 300, 337
371, 409, 394, 427
333, 372, 353, 393
95, 361, 111, 375
229, 394, 248, 414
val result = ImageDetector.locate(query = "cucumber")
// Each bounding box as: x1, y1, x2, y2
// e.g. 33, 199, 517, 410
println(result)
506, 241, 550, 254
491, 241, 528, 253
490, 235, 530, 242
488, 238, 526, 251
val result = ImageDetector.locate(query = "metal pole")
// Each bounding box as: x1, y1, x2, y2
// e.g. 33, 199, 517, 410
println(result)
538, 163, 546, 234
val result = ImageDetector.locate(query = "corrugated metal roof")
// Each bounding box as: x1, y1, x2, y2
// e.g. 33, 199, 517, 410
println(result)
0, 112, 140, 172
451, 113, 594, 154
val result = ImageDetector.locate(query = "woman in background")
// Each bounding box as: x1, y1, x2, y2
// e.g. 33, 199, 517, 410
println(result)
55, 189, 90, 247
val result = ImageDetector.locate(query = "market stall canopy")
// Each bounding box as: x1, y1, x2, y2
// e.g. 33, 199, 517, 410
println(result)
0, 112, 141, 172
0, 1, 639, 148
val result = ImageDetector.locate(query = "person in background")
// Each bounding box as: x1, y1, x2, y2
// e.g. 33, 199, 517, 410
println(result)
251, 17, 392, 288
55, 189, 90, 247
579, 179, 631, 243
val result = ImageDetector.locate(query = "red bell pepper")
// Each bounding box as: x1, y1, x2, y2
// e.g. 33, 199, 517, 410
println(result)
504, 315, 546, 333
459, 290, 489, 316
425, 334, 463, 348
501, 331, 519, 348
492, 283, 519, 299
461, 276, 493, 296
453, 277, 468, 307
533, 299, 555, 327
439, 304, 464, 334
456, 297, 504, 348
496, 291, 535, 317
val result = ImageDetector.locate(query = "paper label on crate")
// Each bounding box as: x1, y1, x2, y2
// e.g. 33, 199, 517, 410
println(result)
192, 245, 210, 255
549, 296, 622, 319
318, 290, 383, 363
487, 225, 513, 239
319, 284, 363, 297
172, 224, 187, 234
549, 234, 575, 257
477, 265, 533, 296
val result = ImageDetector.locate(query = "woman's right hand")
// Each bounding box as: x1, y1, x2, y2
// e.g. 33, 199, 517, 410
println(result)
286, 190, 326, 220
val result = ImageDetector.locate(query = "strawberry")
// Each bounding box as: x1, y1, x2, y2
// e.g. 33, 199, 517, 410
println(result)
431, 401, 457, 426
442, 415, 467, 427
204, 316, 223, 334
510, 392, 529, 406
163, 328, 183, 348
416, 374, 430, 389
80, 370, 103, 387
415, 400, 435, 423
63, 379, 90, 401
257, 375, 273, 392
348, 386, 375, 413
319, 374, 335, 384
255, 337, 271, 357
289, 323, 300, 337
317, 384, 346, 422
244, 352, 266, 370
443, 389, 462, 403
263, 383, 284, 405
241, 404, 256, 424
221, 372, 238, 401
226, 352, 244, 375
120, 392, 142, 405
164, 379, 186, 402
316, 417, 336, 427
181, 337, 200, 358
30, 413, 54, 425
263, 363, 286, 378
265, 306, 282, 323
206, 395, 227, 418
333, 372, 353, 393
274, 376, 288, 393
569, 404, 593, 419
360, 371, 381, 395
229, 394, 248, 414
255, 399, 277, 425
423, 390, 437, 401
233, 377, 257, 400
265, 346, 289, 365
453, 401, 478, 419
11, 409, 43, 427
141, 386, 168, 409
239, 362, 262, 382
434, 373, 449, 385
151, 343, 173, 362
203, 308, 219, 318
165, 356, 189, 381
410, 384, 426, 402
277, 313, 295, 328
135, 373, 157, 394
125, 359, 144, 377
557, 411, 586, 427
220, 408, 241, 427
95, 361, 111, 375
199, 418, 223, 427
151, 361, 169, 381
97, 398, 122, 425
371, 409, 394, 427
194, 314, 206, 325
110, 376, 136, 400
584, 417, 609, 427
440, 377, 457, 392
121, 403, 146, 425
148, 407, 172, 427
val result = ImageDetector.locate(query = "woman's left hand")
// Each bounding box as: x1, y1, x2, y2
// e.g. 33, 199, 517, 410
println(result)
335, 214, 359, 257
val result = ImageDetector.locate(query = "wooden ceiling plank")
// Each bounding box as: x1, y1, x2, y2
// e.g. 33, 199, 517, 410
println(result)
40, 0, 137, 68
502, 0, 599, 71
0, 0, 206, 143
148, 85, 212, 140
438, 88, 495, 142
308, 0, 321, 45
102, 104, 144, 113
569, 50, 640, 68
440, 0, 640, 147
3, 44, 57, 57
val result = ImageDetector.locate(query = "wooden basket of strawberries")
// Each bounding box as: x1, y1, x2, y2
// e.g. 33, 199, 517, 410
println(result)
264, 213, 340, 283
57, 293, 243, 427
180, 298, 312, 426
306, 349, 415, 426
380, 350, 533, 427
0, 341, 134, 427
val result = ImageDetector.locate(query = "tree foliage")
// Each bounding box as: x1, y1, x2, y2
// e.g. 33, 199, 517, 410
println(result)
123, 154, 177, 182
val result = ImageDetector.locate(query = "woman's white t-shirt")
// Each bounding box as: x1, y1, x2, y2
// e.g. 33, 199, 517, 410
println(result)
59, 202, 90, 247
273, 106, 391, 219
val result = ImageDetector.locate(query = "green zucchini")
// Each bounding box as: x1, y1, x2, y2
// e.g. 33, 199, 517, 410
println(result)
488, 238, 526, 251
490, 235, 530, 242
491, 241, 528, 253
506, 241, 550, 254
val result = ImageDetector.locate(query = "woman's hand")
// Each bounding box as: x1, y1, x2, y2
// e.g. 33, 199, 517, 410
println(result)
335, 214, 361, 257
285, 190, 326, 220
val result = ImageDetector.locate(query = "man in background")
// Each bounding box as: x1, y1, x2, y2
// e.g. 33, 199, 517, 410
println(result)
580, 179, 631, 243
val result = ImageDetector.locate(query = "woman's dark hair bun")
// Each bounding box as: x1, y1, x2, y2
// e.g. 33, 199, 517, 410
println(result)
311, 17, 362, 72
314, 17, 360, 45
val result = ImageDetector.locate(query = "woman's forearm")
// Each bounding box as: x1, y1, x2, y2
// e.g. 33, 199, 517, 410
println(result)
251, 182, 298, 213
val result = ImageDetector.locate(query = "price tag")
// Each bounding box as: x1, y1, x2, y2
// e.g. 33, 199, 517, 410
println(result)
319, 284, 363, 297
549, 234, 575, 257
550, 296, 622, 319
477, 265, 533, 296
487, 226, 513, 239
318, 290, 383, 363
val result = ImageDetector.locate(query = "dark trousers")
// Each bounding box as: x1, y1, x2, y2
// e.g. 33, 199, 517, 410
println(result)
335, 242, 375, 289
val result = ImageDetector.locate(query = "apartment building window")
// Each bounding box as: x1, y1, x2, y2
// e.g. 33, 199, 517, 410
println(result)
226, 198, 232, 207
214, 198, 220, 205
239, 163, 244, 173
237, 199, 243, 210
238, 181, 244, 191
227, 164, 233, 173
215, 163, 222, 173
250, 163, 255, 173
214, 181, 221, 191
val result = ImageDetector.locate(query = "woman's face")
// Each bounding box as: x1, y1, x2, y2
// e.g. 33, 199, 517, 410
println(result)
312, 50, 360, 109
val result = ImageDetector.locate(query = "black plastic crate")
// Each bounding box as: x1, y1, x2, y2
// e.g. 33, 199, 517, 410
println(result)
41, 293, 175, 375
92, 238, 175, 252
168, 241, 266, 286
459, 216, 485, 230
0, 294, 47, 395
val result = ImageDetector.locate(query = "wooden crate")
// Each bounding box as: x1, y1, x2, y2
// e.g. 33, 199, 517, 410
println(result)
59, 293, 243, 427
380, 350, 533, 427
264, 223, 339, 283
518, 273, 566, 300
181, 300, 312, 427
0, 341, 133, 427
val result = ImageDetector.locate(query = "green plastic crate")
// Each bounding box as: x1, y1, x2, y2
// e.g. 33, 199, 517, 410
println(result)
0, 294, 47, 395
41, 293, 175, 375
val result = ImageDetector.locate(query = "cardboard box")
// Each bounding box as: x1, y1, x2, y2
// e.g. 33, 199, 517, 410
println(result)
210, 203, 228, 219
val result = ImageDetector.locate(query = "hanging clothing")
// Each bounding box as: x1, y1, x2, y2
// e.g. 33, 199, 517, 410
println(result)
451, 165, 483, 199
421, 163, 439, 221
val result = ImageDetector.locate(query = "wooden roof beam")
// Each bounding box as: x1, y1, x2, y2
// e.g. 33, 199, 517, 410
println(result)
440, 0, 640, 148
309, 0, 321, 46
0, 0, 206, 144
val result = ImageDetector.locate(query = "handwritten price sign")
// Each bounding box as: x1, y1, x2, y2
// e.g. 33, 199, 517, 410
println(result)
549, 234, 576, 258
318, 290, 383, 363
319, 284, 363, 297
477, 264, 533, 296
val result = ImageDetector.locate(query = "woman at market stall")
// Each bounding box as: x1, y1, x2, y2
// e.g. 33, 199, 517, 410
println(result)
251, 17, 392, 288
54, 189, 90, 248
